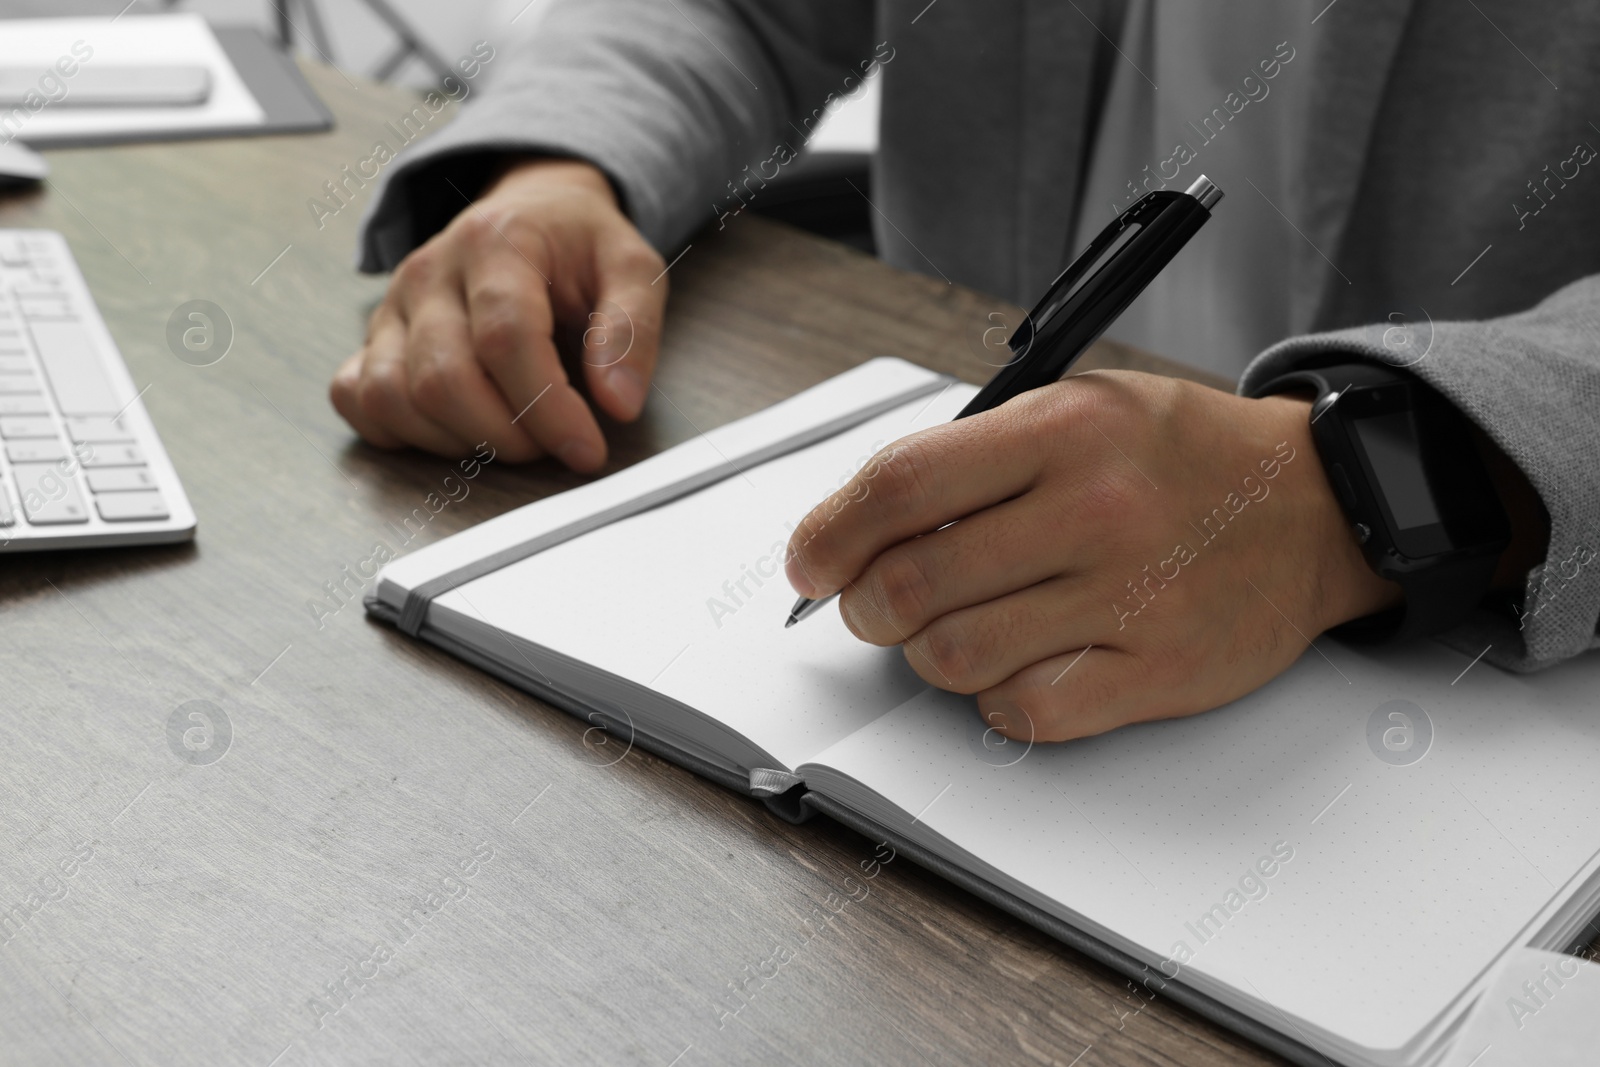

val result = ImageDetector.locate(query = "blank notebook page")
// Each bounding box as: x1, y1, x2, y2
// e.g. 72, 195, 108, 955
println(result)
801, 643, 1600, 1057
434, 384, 977, 771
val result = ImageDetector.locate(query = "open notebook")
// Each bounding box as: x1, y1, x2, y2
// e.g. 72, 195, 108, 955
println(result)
367, 357, 1600, 1067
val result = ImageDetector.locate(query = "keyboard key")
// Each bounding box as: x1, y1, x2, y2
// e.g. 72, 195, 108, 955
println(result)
0, 355, 32, 373
0, 395, 47, 415
6, 439, 67, 463
65, 415, 133, 444
0, 416, 56, 439
86, 466, 156, 493
0, 237, 28, 266
94, 490, 167, 522
79, 443, 144, 467
0, 376, 41, 394
25, 321, 119, 415
11, 463, 88, 525
18, 296, 75, 321
0, 487, 12, 527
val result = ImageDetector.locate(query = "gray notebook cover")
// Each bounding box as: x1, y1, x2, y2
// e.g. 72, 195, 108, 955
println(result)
363, 592, 1332, 1067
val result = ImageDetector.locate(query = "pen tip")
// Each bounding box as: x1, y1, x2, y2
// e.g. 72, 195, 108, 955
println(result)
784, 615, 797, 629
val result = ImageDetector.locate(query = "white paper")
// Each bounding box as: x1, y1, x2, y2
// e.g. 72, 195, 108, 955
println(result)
0, 15, 264, 145
801, 647, 1600, 1061
1437, 948, 1600, 1066
437, 381, 977, 770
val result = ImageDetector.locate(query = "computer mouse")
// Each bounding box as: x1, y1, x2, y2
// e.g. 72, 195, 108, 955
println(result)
0, 140, 48, 184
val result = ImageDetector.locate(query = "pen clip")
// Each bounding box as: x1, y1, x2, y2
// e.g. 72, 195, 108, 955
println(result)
1009, 194, 1169, 360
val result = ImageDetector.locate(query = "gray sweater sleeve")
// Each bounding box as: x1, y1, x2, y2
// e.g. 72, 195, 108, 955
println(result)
353, 0, 874, 272
1239, 275, 1600, 673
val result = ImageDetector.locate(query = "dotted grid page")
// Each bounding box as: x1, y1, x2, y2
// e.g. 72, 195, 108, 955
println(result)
438, 383, 978, 772
798, 644, 1600, 1061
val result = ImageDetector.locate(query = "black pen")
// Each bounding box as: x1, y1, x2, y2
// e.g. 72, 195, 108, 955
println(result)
785, 174, 1224, 628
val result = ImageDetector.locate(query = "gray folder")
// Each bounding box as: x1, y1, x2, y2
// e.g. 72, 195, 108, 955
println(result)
16, 26, 331, 148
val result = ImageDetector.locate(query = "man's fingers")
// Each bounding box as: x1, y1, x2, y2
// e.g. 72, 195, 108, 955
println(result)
457, 225, 607, 472
975, 647, 1182, 744
348, 316, 471, 456
838, 493, 1097, 645
894, 575, 1109, 694
581, 229, 667, 422
785, 416, 1042, 598
330, 350, 403, 450
402, 290, 543, 463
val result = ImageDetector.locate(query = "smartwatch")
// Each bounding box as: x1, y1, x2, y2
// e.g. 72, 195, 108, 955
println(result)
1250, 362, 1510, 643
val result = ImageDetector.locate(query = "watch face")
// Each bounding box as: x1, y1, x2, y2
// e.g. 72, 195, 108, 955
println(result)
1351, 411, 1441, 531
1335, 382, 1509, 562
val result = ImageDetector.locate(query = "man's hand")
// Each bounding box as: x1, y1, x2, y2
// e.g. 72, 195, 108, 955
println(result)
784, 371, 1402, 743
330, 158, 666, 472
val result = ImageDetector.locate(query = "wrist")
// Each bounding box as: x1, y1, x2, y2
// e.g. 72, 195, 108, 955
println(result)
1263, 394, 1404, 632
484, 155, 620, 210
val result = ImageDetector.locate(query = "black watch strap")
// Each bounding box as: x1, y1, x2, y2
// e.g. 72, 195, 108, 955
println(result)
1251, 362, 1505, 645
1329, 550, 1499, 644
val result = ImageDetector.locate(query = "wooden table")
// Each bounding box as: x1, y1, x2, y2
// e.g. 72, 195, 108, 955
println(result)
0, 63, 1286, 1067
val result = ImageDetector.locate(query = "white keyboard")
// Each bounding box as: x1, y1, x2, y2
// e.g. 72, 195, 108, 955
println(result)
0, 230, 195, 551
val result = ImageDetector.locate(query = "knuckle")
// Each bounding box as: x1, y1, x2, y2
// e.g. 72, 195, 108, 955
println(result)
788, 537, 826, 588
357, 365, 407, 422
1008, 683, 1080, 743
468, 277, 520, 313
1074, 465, 1144, 527
976, 689, 1051, 743
838, 586, 887, 644
407, 358, 461, 416
614, 238, 666, 279
1031, 374, 1134, 448
471, 311, 526, 373
916, 618, 983, 692
392, 244, 440, 293
595, 300, 649, 355
470, 287, 548, 372
453, 208, 501, 250
1067, 372, 1138, 417
363, 301, 390, 341
872, 442, 938, 515
868, 549, 937, 632
1027, 659, 1129, 740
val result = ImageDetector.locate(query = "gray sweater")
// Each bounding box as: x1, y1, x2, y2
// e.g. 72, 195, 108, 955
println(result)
355, 0, 1600, 673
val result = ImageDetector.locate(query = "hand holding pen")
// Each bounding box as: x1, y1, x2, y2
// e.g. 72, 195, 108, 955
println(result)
786, 176, 1224, 628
